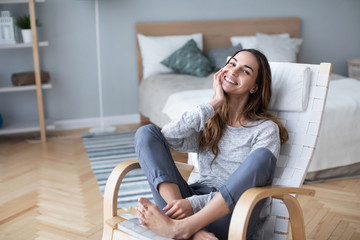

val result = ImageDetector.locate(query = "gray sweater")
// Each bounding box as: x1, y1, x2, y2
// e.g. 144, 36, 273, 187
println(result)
161, 103, 280, 213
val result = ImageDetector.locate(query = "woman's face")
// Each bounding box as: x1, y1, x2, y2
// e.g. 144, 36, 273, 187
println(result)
221, 51, 259, 96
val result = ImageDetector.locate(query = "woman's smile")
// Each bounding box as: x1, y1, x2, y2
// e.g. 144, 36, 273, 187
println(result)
224, 76, 238, 85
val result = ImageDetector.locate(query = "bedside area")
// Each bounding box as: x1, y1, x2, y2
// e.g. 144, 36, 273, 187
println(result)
348, 58, 360, 80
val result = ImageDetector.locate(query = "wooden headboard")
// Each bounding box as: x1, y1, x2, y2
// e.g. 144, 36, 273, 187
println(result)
136, 17, 300, 84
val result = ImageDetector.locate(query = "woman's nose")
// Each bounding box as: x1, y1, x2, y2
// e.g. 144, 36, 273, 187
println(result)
229, 68, 240, 76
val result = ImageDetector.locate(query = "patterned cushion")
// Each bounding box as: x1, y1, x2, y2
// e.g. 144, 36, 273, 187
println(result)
161, 39, 214, 77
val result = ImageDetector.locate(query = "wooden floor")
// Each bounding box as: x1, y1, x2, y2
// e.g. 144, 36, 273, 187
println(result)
0, 124, 359, 240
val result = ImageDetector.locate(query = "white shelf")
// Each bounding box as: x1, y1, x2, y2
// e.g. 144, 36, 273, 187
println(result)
0, 81, 52, 93
0, 0, 44, 4
0, 41, 49, 49
0, 119, 54, 135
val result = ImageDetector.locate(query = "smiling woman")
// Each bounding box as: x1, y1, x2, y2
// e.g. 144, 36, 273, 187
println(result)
132, 48, 289, 240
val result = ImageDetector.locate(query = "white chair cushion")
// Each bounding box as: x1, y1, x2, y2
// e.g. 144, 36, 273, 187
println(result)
269, 62, 311, 112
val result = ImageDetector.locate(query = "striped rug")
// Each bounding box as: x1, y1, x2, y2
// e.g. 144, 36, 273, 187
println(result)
82, 130, 153, 208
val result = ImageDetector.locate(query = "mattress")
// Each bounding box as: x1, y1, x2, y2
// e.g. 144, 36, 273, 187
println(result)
139, 73, 213, 127
306, 78, 360, 181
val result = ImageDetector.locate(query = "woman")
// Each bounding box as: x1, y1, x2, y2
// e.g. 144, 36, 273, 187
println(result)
134, 49, 288, 240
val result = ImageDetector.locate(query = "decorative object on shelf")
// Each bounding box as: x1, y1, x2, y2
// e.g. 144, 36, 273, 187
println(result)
0, 11, 16, 44
11, 71, 50, 86
15, 14, 41, 43
348, 58, 360, 80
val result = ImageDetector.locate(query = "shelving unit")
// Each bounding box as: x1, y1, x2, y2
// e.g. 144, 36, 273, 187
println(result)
0, 0, 49, 142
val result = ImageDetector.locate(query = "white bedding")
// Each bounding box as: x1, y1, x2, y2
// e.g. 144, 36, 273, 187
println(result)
309, 78, 360, 172
139, 73, 213, 127
162, 89, 213, 120
160, 77, 360, 176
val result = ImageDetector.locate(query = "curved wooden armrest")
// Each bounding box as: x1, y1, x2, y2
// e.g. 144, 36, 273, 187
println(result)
102, 160, 140, 240
105, 216, 127, 229
103, 160, 140, 222
228, 185, 315, 240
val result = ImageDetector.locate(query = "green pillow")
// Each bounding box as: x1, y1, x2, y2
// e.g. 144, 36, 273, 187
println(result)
161, 39, 214, 77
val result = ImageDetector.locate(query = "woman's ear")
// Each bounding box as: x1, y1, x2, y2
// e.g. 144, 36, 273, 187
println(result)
250, 85, 258, 94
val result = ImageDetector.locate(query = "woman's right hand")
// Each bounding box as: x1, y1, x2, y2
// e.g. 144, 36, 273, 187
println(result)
209, 68, 226, 110
163, 199, 193, 219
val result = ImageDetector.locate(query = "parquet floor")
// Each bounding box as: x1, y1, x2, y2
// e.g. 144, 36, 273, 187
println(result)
0, 124, 359, 240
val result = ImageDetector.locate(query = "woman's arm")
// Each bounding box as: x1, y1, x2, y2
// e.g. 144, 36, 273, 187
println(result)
161, 103, 214, 152
251, 120, 281, 158
162, 69, 226, 153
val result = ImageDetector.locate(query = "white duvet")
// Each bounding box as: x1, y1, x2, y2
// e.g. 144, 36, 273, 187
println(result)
309, 78, 360, 172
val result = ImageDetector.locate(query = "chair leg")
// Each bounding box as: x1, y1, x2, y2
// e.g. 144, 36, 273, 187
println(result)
276, 194, 306, 240
102, 225, 114, 240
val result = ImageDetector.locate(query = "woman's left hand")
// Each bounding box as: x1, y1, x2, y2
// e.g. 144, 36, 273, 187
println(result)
163, 199, 193, 219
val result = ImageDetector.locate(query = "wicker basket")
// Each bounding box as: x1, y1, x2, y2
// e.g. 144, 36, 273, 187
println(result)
348, 59, 360, 80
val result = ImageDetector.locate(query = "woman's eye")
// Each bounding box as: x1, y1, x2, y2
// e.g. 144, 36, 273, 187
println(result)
244, 70, 250, 75
229, 62, 236, 67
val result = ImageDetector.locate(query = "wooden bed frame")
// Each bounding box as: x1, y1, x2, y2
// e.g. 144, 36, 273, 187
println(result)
136, 17, 300, 84
135, 17, 300, 123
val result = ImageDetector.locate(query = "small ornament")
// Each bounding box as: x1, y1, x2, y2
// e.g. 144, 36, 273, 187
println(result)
0, 11, 16, 44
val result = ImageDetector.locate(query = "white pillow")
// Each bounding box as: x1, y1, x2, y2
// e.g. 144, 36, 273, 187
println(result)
137, 33, 203, 79
269, 62, 311, 112
256, 33, 303, 62
230, 33, 290, 49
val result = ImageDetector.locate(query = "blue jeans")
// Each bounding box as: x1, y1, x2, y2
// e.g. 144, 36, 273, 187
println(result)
134, 124, 277, 240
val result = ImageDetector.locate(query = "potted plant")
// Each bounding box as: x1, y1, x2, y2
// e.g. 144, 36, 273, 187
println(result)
15, 14, 41, 43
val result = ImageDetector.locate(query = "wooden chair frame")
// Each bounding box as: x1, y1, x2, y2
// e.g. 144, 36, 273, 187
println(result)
102, 160, 314, 240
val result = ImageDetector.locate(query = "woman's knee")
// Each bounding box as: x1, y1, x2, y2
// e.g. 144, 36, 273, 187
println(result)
134, 124, 160, 148
252, 148, 276, 167
251, 148, 277, 184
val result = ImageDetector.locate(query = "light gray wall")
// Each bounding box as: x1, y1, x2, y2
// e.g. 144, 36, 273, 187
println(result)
0, 0, 359, 125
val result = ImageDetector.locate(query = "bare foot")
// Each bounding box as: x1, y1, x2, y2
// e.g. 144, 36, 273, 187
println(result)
191, 229, 218, 240
137, 197, 194, 239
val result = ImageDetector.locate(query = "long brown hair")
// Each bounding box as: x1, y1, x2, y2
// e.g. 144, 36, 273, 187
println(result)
200, 49, 288, 161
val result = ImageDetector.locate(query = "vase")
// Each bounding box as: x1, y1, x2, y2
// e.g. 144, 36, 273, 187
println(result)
21, 29, 32, 43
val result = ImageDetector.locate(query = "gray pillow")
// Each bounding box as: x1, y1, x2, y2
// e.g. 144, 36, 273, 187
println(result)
205, 44, 243, 71
161, 39, 214, 77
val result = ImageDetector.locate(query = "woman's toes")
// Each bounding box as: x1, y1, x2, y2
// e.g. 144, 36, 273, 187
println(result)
138, 197, 151, 207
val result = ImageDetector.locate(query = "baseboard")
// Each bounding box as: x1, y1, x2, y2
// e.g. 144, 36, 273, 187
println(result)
53, 114, 141, 130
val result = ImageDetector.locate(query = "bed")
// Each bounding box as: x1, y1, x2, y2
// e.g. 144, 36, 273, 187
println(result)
135, 17, 360, 182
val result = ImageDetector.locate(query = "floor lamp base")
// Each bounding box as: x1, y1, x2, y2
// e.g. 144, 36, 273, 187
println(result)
89, 126, 117, 134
